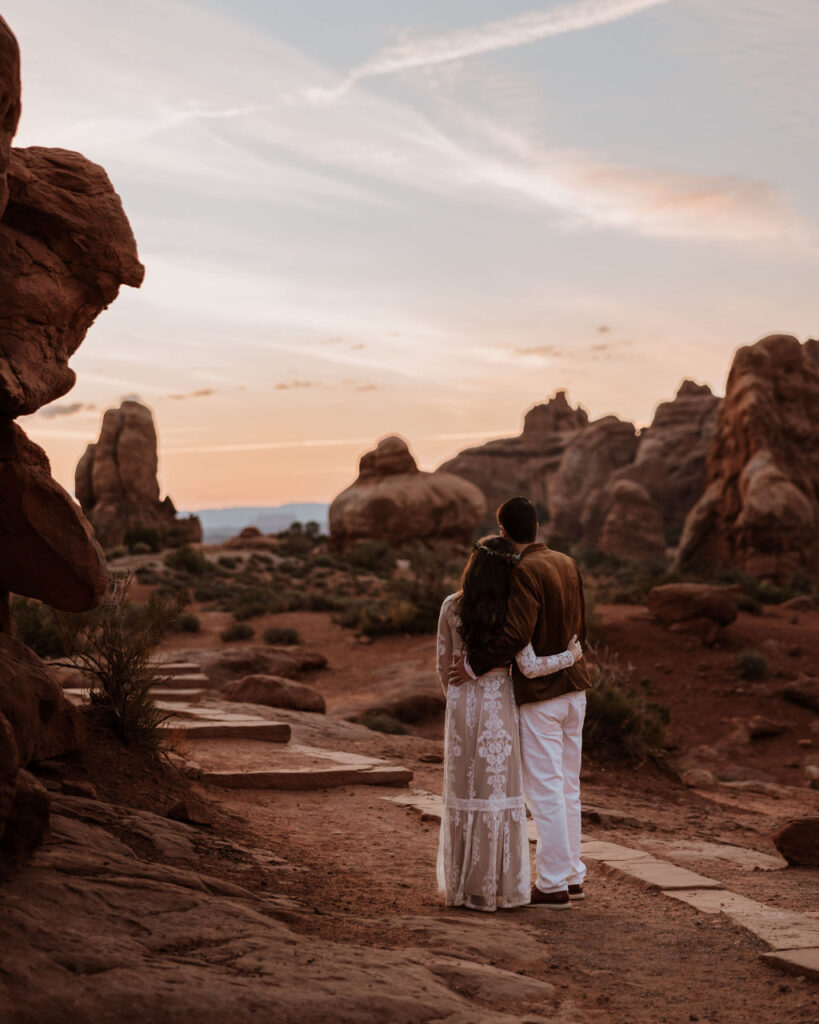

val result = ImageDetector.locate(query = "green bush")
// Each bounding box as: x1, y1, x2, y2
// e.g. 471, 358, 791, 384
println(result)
10, 597, 69, 658
124, 525, 161, 553
164, 544, 210, 576
360, 711, 410, 735
734, 593, 763, 615
174, 612, 201, 634
230, 586, 292, 620
734, 650, 768, 681
345, 539, 394, 574
130, 542, 152, 555
134, 565, 161, 585
584, 649, 668, 762
220, 622, 254, 642
262, 626, 300, 645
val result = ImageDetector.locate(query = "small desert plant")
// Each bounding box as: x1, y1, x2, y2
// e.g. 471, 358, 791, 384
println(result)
584, 648, 668, 762
217, 555, 240, 570
734, 650, 768, 681
106, 545, 128, 561
124, 525, 161, 553
10, 597, 70, 658
56, 575, 181, 749
130, 541, 152, 555
263, 626, 300, 645
173, 612, 201, 634
164, 544, 209, 576
220, 622, 254, 642
734, 593, 763, 615
345, 539, 394, 574
360, 711, 410, 735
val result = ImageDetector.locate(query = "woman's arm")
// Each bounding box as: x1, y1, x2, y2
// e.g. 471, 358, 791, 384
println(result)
436, 599, 454, 694
515, 635, 582, 679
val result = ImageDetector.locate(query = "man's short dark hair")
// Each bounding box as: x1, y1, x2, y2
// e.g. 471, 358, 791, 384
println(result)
497, 496, 537, 544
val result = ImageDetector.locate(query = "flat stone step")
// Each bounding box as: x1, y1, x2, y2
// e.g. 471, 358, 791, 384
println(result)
153, 661, 202, 677
162, 720, 291, 742
203, 764, 412, 791
151, 673, 211, 688
148, 687, 208, 703
664, 889, 819, 950
760, 948, 819, 981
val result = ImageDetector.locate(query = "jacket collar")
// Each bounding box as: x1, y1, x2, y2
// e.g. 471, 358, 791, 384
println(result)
520, 541, 547, 558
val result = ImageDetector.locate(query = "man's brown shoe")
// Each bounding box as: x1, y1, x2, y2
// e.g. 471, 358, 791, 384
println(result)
529, 887, 570, 910
568, 884, 585, 901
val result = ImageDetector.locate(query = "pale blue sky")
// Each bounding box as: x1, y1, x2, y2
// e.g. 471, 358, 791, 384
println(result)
7, 0, 818, 507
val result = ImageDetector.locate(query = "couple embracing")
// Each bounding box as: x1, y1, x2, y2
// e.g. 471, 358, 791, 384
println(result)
436, 496, 592, 912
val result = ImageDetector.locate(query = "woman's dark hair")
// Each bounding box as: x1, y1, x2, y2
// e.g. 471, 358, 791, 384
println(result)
497, 496, 537, 544
458, 535, 517, 663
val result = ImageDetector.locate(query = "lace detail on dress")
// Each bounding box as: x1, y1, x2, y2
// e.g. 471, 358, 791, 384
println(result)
515, 642, 575, 679
436, 594, 531, 913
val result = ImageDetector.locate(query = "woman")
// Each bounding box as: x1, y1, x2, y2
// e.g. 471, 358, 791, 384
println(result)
436, 535, 582, 912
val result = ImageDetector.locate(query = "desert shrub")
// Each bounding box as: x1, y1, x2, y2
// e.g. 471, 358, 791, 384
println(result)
734, 593, 763, 615
55, 575, 181, 749
173, 612, 201, 634
360, 711, 410, 735
584, 649, 668, 762
124, 525, 161, 553
334, 599, 420, 636
299, 592, 348, 613
106, 545, 128, 561
193, 580, 233, 602
134, 565, 161, 585
164, 544, 209, 576
130, 542, 152, 555
230, 586, 292, 620
313, 553, 342, 570
734, 650, 768, 681
345, 539, 394, 575
263, 626, 300, 645
220, 622, 254, 642
217, 555, 240, 570
10, 597, 69, 658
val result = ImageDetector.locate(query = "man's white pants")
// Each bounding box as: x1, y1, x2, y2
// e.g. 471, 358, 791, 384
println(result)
520, 689, 586, 894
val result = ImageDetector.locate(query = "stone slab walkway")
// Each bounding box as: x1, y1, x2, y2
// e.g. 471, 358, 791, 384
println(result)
385, 789, 819, 982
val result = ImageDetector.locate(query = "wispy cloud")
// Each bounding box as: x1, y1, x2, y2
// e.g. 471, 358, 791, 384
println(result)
37, 401, 96, 418
309, 0, 671, 101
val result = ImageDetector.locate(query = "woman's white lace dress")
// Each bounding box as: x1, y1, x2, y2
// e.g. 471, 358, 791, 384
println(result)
435, 592, 576, 912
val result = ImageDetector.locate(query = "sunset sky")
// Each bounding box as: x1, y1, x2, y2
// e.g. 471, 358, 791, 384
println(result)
7, 0, 818, 509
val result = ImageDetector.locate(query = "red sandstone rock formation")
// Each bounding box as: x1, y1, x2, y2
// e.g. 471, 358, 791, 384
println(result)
0, 15, 143, 859
676, 335, 819, 581
76, 400, 202, 550
596, 479, 666, 562
436, 391, 588, 519
546, 414, 638, 544
331, 436, 486, 547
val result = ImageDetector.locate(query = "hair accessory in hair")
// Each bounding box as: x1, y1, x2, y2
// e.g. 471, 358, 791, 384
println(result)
472, 542, 521, 565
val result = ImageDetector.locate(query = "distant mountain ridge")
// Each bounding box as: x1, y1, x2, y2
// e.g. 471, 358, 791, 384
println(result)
182, 504, 329, 543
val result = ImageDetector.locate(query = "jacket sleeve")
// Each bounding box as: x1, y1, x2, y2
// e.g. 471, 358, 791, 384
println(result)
468, 567, 540, 676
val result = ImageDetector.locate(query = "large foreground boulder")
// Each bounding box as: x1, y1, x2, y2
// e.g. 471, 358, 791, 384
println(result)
647, 583, 738, 643
0, 633, 76, 859
0, 420, 107, 610
331, 436, 486, 547
76, 400, 202, 550
0, 145, 144, 417
437, 391, 588, 517
772, 817, 819, 867
225, 674, 326, 713
676, 335, 819, 581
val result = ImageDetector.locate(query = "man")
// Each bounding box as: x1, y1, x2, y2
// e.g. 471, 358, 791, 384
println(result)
449, 496, 592, 910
